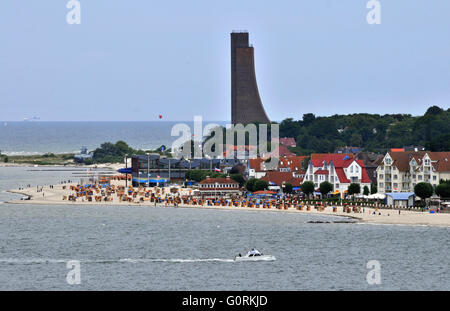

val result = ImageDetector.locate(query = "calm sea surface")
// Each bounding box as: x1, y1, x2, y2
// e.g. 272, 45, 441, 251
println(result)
0, 167, 449, 290
0, 121, 227, 155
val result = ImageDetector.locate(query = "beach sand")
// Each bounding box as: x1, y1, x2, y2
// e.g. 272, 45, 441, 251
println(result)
6, 181, 450, 228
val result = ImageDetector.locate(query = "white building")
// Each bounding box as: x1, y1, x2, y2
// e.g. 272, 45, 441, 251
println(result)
376, 151, 450, 193
303, 154, 371, 197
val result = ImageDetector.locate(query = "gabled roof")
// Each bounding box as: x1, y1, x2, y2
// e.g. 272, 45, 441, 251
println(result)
335, 168, 350, 183
278, 155, 307, 172
314, 169, 329, 175
310, 153, 355, 168
248, 158, 266, 171
310, 154, 371, 184
260, 171, 303, 187
279, 137, 296, 147
386, 151, 450, 172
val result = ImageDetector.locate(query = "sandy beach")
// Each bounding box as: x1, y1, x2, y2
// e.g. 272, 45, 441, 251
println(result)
6, 181, 450, 228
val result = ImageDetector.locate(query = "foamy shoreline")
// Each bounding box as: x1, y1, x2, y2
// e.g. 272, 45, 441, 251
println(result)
6, 183, 450, 228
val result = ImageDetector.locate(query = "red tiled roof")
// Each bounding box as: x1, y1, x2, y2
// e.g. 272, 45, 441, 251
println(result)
278, 145, 295, 157
278, 155, 307, 172
314, 170, 329, 175
260, 171, 303, 187
311, 153, 355, 168
335, 168, 350, 183
253, 190, 277, 195
310, 153, 371, 184
279, 137, 296, 147
248, 158, 266, 171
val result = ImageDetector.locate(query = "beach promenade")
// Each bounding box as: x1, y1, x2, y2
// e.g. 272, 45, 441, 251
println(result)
7, 182, 450, 228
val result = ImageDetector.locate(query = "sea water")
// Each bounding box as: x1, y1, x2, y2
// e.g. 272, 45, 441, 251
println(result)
0, 121, 227, 155
0, 167, 449, 290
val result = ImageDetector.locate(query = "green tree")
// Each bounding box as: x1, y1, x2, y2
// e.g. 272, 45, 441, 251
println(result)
370, 182, 377, 194
185, 170, 204, 182
435, 180, 450, 199
283, 182, 293, 194
319, 181, 333, 197
414, 182, 434, 204
301, 181, 315, 198
254, 179, 269, 192
92, 141, 135, 163
245, 178, 257, 192
363, 185, 370, 196
230, 174, 245, 187
347, 183, 361, 196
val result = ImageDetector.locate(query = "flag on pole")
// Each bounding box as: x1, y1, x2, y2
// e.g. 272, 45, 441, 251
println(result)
215, 168, 221, 172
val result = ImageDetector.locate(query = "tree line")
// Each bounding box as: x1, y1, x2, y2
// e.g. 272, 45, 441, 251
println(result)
279, 106, 450, 155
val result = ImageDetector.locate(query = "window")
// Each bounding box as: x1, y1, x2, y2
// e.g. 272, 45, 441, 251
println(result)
379, 174, 384, 179
379, 183, 384, 187
418, 175, 422, 180
393, 175, 398, 180
433, 176, 437, 181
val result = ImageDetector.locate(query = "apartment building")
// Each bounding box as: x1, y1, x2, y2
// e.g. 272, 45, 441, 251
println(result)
376, 151, 450, 193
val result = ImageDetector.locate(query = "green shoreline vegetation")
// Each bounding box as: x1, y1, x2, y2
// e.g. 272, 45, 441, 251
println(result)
0, 153, 75, 166
1, 105, 448, 165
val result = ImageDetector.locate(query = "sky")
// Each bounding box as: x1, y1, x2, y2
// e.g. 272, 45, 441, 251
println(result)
0, 0, 449, 121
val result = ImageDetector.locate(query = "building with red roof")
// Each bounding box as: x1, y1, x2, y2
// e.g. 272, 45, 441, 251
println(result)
198, 176, 240, 197
304, 153, 371, 197
260, 171, 303, 190
247, 155, 306, 180
376, 151, 450, 193
279, 137, 296, 148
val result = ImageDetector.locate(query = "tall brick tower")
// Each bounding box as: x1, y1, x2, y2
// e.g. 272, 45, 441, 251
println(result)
231, 32, 270, 125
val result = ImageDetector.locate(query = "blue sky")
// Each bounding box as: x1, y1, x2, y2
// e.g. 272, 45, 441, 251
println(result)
0, 0, 449, 121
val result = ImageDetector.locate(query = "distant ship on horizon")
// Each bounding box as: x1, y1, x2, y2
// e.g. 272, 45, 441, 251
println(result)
23, 116, 40, 121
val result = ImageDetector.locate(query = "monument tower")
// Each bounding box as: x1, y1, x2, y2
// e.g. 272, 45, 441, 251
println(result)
231, 32, 270, 125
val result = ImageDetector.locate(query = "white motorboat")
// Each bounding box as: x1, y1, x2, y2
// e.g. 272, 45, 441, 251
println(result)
234, 250, 276, 262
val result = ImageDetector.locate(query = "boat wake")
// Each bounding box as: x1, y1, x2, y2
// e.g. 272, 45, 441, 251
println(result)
0, 257, 246, 264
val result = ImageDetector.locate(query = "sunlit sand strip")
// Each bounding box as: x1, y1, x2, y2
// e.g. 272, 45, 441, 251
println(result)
6, 182, 450, 228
